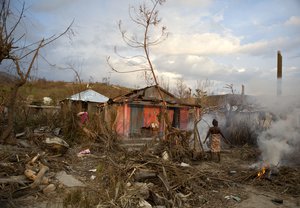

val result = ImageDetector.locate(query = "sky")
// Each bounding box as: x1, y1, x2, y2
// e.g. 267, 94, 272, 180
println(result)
6, 0, 300, 96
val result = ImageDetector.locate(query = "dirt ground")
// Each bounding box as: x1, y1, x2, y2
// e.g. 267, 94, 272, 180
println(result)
0, 140, 299, 208
195, 150, 300, 208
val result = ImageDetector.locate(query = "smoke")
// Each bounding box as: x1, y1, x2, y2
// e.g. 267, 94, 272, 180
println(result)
196, 89, 300, 167
257, 95, 300, 166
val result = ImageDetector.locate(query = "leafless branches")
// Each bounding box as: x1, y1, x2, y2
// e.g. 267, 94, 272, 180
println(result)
107, 0, 168, 87
224, 83, 235, 95
0, 0, 72, 143
0, 0, 22, 62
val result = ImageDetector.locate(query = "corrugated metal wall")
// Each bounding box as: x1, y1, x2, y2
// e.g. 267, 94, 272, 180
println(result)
130, 105, 144, 137
114, 105, 130, 137
114, 103, 200, 138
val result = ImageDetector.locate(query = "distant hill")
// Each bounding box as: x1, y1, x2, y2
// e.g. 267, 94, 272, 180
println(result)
0, 71, 16, 84
0, 78, 132, 104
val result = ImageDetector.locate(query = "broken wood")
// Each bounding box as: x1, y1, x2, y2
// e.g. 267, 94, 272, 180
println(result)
134, 169, 157, 182
24, 169, 49, 184
194, 119, 204, 153
29, 152, 44, 166
157, 174, 170, 192
0, 175, 30, 185
24, 169, 37, 181
30, 163, 49, 188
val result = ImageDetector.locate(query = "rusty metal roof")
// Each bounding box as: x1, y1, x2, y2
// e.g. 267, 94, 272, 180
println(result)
111, 85, 201, 108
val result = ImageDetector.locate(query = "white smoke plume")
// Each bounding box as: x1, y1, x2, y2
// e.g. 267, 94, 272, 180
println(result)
257, 96, 300, 166
196, 87, 300, 167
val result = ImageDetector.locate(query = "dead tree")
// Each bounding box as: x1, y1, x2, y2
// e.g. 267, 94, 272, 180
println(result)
107, 0, 168, 86
0, 0, 72, 143
107, 0, 171, 135
174, 78, 190, 99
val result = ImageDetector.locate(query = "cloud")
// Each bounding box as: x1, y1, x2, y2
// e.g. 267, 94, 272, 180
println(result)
154, 54, 255, 92
285, 16, 300, 26
166, 0, 213, 7
30, 0, 81, 12
8, 0, 298, 97
155, 33, 241, 55
155, 31, 300, 58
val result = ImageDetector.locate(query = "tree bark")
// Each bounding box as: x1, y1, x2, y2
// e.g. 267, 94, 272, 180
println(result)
1, 40, 44, 144
1, 80, 25, 144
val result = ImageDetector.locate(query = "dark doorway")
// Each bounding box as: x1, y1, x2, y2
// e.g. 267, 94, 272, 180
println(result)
171, 108, 180, 128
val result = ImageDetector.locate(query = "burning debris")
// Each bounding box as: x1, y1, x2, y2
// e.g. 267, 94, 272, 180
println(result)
257, 166, 267, 178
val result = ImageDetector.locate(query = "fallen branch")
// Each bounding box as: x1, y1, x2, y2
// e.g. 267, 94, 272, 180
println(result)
0, 175, 30, 185
30, 163, 49, 188
134, 169, 157, 182
157, 174, 170, 192
29, 153, 40, 165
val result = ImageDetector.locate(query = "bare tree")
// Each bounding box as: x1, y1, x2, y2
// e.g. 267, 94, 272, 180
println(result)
224, 83, 235, 95
174, 78, 190, 99
107, 0, 168, 88
107, 0, 171, 134
159, 75, 170, 92
193, 79, 215, 105
0, 0, 72, 143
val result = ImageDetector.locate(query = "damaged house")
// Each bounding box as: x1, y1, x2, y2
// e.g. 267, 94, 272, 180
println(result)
104, 85, 201, 138
61, 89, 109, 113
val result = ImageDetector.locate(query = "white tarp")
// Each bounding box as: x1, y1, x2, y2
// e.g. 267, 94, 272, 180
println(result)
69, 89, 109, 103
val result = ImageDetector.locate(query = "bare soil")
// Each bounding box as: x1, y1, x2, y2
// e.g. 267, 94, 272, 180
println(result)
0, 141, 299, 208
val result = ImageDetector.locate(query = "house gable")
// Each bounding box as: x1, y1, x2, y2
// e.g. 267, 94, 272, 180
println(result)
112, 85, 179, 104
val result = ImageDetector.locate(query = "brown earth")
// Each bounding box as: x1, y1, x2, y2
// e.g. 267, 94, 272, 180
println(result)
0, 139, 299, 208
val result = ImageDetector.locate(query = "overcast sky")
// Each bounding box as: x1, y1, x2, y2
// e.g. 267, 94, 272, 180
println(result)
7, 0, 300, 95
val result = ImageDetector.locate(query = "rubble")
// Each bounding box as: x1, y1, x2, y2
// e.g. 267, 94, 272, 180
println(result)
0, 129, 299, 208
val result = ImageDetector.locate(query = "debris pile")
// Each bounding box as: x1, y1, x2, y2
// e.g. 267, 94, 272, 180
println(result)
0, 128, 299, 207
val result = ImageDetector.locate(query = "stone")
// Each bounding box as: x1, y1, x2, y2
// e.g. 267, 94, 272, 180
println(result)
43, 184, 56, 194
56, 171, 85, 187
